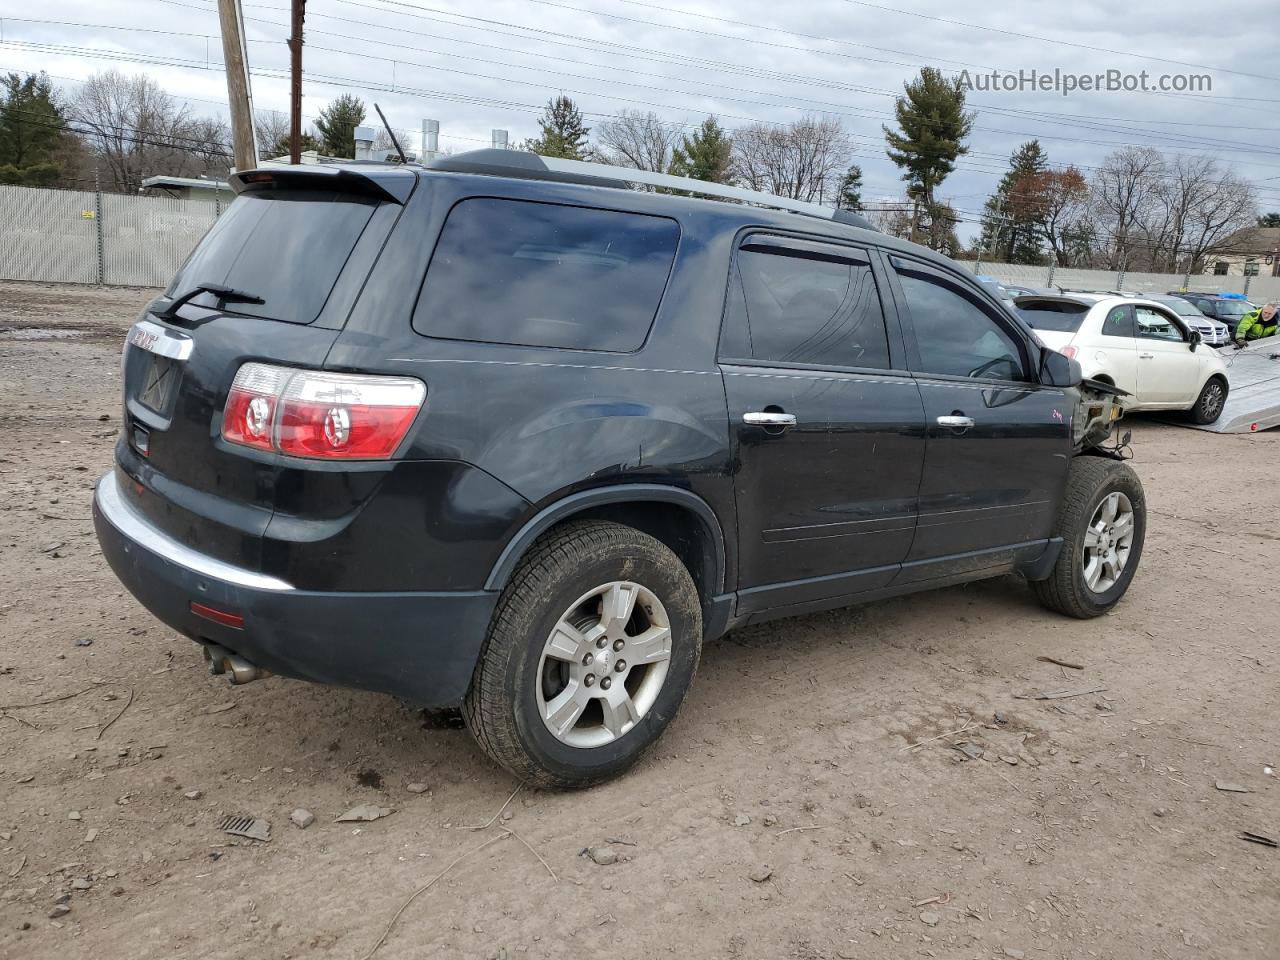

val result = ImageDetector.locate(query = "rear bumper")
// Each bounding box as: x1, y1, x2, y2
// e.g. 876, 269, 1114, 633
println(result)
93, 473, 496, 707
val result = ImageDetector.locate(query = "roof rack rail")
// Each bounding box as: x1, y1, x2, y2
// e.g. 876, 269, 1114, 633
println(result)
427, 149, 876, 230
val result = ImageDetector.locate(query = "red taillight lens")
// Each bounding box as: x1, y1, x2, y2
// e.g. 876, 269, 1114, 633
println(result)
221, 363, 425, 460
1059, 345, 1078, 360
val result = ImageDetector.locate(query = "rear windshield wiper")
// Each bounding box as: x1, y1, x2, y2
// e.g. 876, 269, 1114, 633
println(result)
154, 282, 265, 321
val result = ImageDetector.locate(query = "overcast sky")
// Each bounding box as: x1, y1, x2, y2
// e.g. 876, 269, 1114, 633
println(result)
6, 0, 1280, 237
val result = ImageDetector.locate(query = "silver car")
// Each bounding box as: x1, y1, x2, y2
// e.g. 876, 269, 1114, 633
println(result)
1149, 295, 1231, 346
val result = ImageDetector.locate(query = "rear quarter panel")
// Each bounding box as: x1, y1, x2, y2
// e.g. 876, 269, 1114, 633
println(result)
324, 173, 740, 587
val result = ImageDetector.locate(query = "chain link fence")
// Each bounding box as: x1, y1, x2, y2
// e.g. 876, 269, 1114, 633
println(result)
0, 183, 220, 288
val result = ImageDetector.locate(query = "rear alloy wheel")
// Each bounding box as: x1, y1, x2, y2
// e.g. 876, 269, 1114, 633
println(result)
1031, 457, 1146, 619
1190, 377, 1227, 424
464, 521, 701, 788
536, 581, 673, 749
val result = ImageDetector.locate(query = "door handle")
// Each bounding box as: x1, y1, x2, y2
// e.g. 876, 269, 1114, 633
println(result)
743, 411, 797, 427
936, 415, 975, 428
1139, 353, 1155, 359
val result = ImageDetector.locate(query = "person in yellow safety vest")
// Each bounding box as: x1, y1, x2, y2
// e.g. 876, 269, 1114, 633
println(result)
1234, 302, 1278, 345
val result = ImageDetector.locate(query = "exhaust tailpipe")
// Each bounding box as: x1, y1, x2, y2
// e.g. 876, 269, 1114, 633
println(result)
201, 644, 270, 685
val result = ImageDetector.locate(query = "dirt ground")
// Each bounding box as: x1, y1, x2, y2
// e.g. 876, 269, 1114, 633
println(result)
0, 279, 1276, 960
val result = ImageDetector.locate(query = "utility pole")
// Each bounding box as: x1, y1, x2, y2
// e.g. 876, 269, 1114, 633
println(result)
288, 0, 306, 164
216, 0, 259, 171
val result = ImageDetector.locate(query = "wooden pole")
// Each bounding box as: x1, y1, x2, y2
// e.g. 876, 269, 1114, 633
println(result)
288, 0, 306, 164
217, 0, 259, 171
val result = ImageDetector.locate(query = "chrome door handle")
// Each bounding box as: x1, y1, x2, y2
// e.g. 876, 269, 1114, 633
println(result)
743, 411, 797, 427
936, 415, 975, 428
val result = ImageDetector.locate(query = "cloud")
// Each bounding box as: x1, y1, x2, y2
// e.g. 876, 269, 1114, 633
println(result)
6, 0, 1279, 236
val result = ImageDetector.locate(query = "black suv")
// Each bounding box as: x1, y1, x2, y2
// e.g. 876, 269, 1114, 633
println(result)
1171, 291, 1255, 332
94, 151, 1145, 787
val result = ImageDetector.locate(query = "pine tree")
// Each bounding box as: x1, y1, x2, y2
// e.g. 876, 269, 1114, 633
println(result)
670, 115, 732, 183
0, 72, 71, 183
314, 95, 366, 159
978, 140, 1049, 264
835, 164, 863, 211
883, 67, 974, 242
523, 96, 591, 160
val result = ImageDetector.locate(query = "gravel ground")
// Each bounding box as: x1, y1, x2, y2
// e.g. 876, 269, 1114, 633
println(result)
0, 280, 1276, 960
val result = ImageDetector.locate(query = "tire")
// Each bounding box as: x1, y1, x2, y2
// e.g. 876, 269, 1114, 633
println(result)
1031, 457, 1146, 619
463, 520, 702, 789
1190, 376, 1228, 424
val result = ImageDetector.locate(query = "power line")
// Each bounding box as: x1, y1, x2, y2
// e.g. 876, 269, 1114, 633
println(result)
837, 0, 1280, 83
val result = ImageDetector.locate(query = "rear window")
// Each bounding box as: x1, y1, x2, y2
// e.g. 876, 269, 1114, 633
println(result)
1016, 300, 1089, 332
167, 189, 378, 324
413, 198, 680, 352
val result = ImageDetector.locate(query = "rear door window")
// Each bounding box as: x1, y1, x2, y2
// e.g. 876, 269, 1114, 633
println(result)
168, 189, 378, 324
721, 236, 891, 369
414, 198, 679, 352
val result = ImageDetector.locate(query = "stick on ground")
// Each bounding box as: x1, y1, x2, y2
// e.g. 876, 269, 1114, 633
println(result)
96, 687, 134, 740
1036, 655, 1084, 670
458, 783, 523, 831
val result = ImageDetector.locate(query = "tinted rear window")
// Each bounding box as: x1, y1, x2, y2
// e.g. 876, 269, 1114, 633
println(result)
414, 198, 679, 352
1016, 300, 1089, 332
167, 189, 378, 324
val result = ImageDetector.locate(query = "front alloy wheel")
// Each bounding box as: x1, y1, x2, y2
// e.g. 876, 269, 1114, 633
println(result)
1081, 492, 1135, 593
1030, 456, 1146, 619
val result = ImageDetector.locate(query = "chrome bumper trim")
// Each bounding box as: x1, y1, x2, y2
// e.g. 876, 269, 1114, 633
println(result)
95, 473, 295, 592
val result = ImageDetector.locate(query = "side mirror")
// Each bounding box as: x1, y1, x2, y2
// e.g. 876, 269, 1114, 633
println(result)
1189, 329, 1201, 352
1039, 347, 1082, 388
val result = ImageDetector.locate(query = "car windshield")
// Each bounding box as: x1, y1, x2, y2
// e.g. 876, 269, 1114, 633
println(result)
1015, 300, 1089, 332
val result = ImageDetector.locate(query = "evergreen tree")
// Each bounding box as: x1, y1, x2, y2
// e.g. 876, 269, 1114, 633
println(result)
883, 67, 974, 240
978, 140, 1049, 264
0, 72, 71, 183
835, 164, 863, 211
1258, 212, 1280, 228
669, 115, 731, 183
523, 96, 591, 160
314, 94, 366, 159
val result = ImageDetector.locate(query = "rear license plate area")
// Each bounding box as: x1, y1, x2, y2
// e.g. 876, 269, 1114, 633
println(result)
136, 353, 180, 417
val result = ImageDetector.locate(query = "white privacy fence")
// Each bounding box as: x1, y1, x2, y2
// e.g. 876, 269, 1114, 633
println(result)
957, 258, 1280, 304
0, 184, 222, 288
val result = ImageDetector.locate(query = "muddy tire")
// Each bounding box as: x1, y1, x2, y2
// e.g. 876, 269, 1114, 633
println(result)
1031, 457, 1146, 619
1189, 376, 1227, 425
463, 520, 702, 789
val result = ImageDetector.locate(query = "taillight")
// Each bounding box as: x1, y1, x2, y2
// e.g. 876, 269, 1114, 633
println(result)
1059, 345, 1078, 360
221, 363, 425, 460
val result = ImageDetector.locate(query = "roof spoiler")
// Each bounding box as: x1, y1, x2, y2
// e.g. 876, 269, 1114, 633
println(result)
229, 165, 414, 204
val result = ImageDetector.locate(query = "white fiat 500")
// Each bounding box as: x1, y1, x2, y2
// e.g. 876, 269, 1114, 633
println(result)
1014, 294, 1229, 424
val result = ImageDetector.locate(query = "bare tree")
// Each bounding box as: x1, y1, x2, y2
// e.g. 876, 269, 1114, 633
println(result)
864, 200, 914, 239
1146, 156, 1257, 273
1091, 146, 1164, 270
70, 70, 230, 190
596, 110, 680, 173
730, 116, 850, 203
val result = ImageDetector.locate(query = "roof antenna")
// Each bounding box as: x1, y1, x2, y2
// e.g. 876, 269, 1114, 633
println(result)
373, 103, 407, 163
